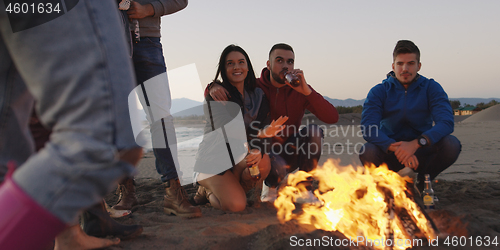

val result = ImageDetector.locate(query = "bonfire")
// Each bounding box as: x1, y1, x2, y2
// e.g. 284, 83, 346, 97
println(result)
274, 159, 438, 250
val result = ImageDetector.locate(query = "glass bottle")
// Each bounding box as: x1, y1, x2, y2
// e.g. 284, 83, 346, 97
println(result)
284, 71, 301, 87
422, 174, 435, 209
249, 164, 261, 180
245, 142, 260, 180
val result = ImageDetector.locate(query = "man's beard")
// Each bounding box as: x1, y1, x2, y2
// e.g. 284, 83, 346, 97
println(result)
271, 70, 286, 85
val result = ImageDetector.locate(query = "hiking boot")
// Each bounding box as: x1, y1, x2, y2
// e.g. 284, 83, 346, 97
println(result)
190, 185, 213, 206
81, 200, 143, 240
163, 179, 202, 218
112, 177, 138, 210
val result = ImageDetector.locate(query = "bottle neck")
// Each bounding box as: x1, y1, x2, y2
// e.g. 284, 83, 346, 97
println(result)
424, 181, 432, 190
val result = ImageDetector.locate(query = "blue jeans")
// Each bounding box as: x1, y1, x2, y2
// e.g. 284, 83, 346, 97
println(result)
265, 124, 324, 187
359, 135, 461, 182
0, 0, 137, 223
132, 37, 180, 182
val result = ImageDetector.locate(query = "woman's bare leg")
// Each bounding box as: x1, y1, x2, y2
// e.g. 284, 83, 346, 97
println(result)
197, 171, 246, 212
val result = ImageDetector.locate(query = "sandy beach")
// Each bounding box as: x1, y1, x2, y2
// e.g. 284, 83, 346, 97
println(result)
105, 105, 500, 250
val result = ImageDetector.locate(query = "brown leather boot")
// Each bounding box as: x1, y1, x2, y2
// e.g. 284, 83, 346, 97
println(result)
163, 179, 202, 218
112, 178, 138, 210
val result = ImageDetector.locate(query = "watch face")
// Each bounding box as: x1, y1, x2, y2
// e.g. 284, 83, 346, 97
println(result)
419, 137, 427, 146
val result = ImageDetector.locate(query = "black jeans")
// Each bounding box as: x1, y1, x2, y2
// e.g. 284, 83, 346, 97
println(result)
265, 124, 324, 187
359, 135, 461, 182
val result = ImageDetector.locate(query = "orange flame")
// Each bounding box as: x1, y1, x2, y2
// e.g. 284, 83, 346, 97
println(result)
274, 159, 437, 250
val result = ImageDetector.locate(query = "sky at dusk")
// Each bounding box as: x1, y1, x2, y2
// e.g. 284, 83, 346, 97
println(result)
159, 0, 500, 102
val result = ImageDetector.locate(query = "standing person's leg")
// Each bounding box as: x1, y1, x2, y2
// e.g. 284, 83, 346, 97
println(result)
28, 108, 143, 244
131, 37, 201, 217
132, 37, 179, 183
0, 0, 141, 248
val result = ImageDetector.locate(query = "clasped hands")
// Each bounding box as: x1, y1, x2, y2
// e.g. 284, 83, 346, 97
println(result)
388, 140, 420, 170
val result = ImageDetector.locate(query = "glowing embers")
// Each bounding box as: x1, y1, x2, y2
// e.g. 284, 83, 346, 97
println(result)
274, 160, 437, 250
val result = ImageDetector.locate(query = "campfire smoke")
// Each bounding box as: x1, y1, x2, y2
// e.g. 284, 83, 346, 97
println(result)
274, 160, 438, 250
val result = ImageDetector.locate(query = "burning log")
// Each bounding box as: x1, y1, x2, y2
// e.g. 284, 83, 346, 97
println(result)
274, 160, 439, 250
380, 184, 439, 246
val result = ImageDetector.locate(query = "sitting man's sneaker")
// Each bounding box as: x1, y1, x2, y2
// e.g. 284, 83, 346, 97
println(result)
295, 190, 322, 205
261, 183, 278, 203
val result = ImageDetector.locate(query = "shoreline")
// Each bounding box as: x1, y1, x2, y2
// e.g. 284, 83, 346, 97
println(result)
138, 118, 500, 183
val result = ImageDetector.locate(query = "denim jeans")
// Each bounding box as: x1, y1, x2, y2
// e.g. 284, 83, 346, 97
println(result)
359, 135, 462, 182
132, 37, 180, 182
265, 124, 324, 187
0, 0, 138, 223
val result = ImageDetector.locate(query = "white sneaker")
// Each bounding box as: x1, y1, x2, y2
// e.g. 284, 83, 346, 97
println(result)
295, 190, 322, 205
398, 166, 417, 179
105, 201, 131, 218
261, 183, 278, 203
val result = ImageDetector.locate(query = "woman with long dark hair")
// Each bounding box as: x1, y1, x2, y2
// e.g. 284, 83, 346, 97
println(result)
192, 45, 287, 212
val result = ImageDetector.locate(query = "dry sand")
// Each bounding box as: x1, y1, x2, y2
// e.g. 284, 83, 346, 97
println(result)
105, 105, 500, 249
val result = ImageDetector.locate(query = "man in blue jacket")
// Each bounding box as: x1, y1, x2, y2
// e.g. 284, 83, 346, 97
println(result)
359, 40, 461, 186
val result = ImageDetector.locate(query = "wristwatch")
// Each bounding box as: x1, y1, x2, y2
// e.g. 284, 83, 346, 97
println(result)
418, 136, 428, 147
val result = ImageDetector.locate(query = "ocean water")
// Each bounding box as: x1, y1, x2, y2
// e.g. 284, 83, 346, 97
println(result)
140, 125, 204, 152
140, 123, 246, 185
175, 126, 204, 149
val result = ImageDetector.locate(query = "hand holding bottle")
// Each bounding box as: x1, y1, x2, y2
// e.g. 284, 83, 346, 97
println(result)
282, 69, 312, 96
245, 149, 261, 167
245, 149, 262, 180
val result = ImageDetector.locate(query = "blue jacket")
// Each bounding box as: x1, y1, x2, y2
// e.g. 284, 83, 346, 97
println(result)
361, 72, 454, 152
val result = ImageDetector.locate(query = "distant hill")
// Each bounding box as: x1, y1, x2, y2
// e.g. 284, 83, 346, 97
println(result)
324, 97, 365, 107
323, 97, 500, 108
448, 98, 500, 107
169, 97, 500, 117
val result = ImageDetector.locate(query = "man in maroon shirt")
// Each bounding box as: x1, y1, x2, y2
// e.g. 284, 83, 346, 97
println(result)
208, 43, 338, 199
